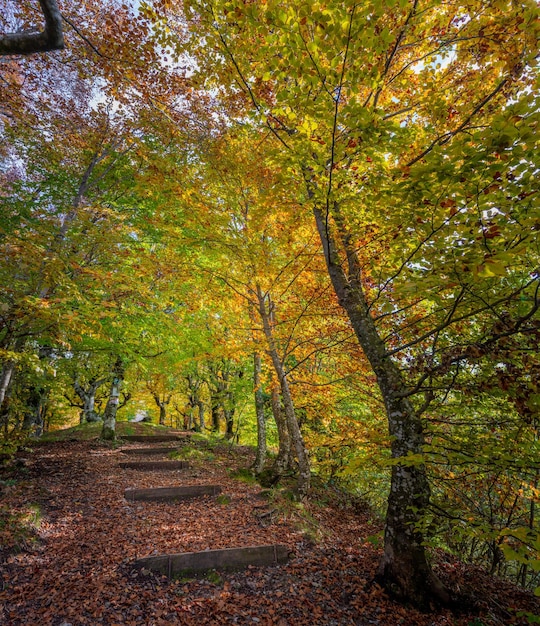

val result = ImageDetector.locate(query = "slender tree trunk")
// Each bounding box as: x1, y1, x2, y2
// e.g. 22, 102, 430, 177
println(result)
210, 394, 221, 432
224, 406, 235, 440
253, 351, 267, 474
187, 375, 205, 431
271, 384, 291, 474
0, 336, 25, 412
197, 400, 205, 431
0, 360, 16, 411
101, 357, 125, 441
312, 204, 449, 606
256, 285, 310, 496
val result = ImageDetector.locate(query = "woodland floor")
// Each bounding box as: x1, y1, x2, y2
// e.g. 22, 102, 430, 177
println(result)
1, 427, 539, 626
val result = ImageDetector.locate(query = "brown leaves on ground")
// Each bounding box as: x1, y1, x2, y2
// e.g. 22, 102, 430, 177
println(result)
0, 438, 539, 625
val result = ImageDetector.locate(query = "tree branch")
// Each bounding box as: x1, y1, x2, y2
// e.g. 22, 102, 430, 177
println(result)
0, 0, 64, 56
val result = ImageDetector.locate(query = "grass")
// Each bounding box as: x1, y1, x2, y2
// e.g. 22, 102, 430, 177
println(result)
227, 467, 257, 484
168, 445, 215, 462
39, 420, 186, 443
0, 503, 43, 557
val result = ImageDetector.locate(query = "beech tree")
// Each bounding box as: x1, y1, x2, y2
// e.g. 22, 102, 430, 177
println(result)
170, 0, 539, 606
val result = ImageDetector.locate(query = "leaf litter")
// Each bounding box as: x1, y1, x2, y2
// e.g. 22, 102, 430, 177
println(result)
1, 439, 539, 625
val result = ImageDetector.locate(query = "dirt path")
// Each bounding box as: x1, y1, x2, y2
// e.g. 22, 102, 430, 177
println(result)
0, 439, 538, 625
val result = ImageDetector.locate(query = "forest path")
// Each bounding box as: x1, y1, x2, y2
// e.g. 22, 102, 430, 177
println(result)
0, 437, 537, 625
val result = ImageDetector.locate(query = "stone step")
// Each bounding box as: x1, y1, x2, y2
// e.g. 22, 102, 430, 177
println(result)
118, 460, 190, 470
120, 447, 179, 456
134, 544, 290, 577
124, 485, 222, 502
122, 434, 191, 442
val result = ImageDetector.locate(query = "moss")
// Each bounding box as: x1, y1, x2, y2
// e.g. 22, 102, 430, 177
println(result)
216, 494, 232, 505
101, 426, 116, 441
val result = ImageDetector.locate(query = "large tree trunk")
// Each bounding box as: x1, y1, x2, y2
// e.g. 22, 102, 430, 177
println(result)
101, 357, 125, 441
312, 204, 449, 606
256, 285, 310, 496
253, 351, 267, 474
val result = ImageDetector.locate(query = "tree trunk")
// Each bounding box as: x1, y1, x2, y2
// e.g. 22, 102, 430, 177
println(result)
197, 400, 205, 431
256, 285, 310, 496
312, 204, 449, 606
271, 384, 291, 474
159, 403, 166, 426
253, 351, 266, 474
0, 360, 16, 411
211, 398, 221, 432
224, 406, 235, 440
187, 374, 205, 431
0, 337, 25, 412
74, 377, 106, 424
101, 357, 125, 441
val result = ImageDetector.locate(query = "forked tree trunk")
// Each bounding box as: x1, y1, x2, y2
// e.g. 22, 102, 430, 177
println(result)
312, 204, 449, 606
101, 357, 125, 441
253, 351, 266, 474
151, 391, 171, 426
256, 285, 310, 496
74, 377, 107, 423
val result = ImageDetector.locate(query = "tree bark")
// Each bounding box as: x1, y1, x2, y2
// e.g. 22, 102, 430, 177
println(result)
22, 385, 47, 437
312, 204, 449, 606
187, 374, 204, 430
197, 399, 205, 431
0, 0, 64, 56
0, 360, 16, 411
256, 285, 310, 496
101, 357, 125, 441
210, 395, 221, 432
271, 384, 291, 474
253, 351, 267, 474
74, 377, 107, 423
